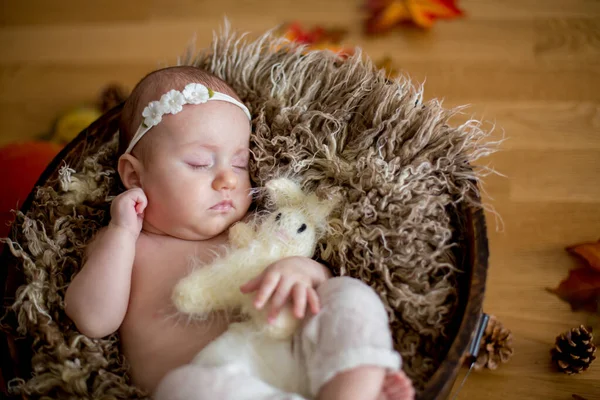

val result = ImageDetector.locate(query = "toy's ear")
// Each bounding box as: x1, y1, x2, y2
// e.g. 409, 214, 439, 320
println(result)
266, 178, 304, 207
307, 194, 338, 224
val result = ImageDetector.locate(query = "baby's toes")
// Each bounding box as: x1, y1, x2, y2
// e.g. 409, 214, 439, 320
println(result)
383, 371, 415, 400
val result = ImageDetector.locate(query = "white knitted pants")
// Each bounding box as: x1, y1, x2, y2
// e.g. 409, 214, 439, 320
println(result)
154, 277, 401, 400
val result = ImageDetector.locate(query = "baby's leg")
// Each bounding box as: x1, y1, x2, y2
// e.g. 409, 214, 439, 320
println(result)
297, 276, 414, 400
154, 363, 306, 400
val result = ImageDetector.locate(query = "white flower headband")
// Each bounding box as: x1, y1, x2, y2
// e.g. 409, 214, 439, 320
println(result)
124, 82, 251, 154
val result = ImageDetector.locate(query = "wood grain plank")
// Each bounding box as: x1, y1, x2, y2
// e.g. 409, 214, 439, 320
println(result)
534, 18, 600, 64
406, 61, 600, 102
0, 0, 358, 27
0, 19, 537, 64
0, 21, 207, 64
0, 0, 147, 26
486, 201, 600, 249
466, 0, 600, 19
492, 150, 600, 203
456, 368, 600, 400
3, 18, 598, 65
451, 102, 600, 150
0, 58, 597, 110
0, 64, 150, 103
3, 0, 599, 26
0, 64, 151, 145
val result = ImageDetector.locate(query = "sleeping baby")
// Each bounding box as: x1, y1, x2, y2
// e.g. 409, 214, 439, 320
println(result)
64, 65, 415, 400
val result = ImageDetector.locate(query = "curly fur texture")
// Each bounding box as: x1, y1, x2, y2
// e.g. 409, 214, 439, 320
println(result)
1, 23, 496, 399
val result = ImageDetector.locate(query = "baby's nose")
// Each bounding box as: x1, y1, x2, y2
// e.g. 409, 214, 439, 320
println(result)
212, 169, 238, 191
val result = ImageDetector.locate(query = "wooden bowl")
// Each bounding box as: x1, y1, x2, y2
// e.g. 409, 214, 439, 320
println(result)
0, 106, 489, 399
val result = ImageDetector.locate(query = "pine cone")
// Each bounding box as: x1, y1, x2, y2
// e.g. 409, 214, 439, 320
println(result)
551, 325, 597, 374
473, 315, 514, 370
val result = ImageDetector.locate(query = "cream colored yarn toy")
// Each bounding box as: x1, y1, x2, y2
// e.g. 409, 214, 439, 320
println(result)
172, 177, 336, 339
171, 178, 335, 395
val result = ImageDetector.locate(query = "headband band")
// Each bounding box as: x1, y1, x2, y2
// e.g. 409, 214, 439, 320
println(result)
125, 82, 251, 154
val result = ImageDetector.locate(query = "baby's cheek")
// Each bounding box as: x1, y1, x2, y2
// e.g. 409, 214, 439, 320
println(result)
148, 184, 183, 215
166, 174, 198, 201
238, 187, 253, 212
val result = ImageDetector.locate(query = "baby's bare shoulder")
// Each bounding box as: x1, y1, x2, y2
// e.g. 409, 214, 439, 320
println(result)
133, 231, 229, 273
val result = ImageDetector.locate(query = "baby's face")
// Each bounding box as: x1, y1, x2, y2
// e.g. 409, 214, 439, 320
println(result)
139, 101, 252, 240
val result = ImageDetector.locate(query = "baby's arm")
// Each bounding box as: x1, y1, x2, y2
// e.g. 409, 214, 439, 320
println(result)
64, 188, 147, 338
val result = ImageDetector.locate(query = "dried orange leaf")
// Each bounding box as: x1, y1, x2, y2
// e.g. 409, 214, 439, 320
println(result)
567, 240, 600, 272
366, 1, 412, 34
547, 267, 600, 313
365, 0, 463, 33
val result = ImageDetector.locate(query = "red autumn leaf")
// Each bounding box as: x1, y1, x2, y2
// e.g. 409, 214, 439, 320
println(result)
279, 22, 353, 57
547, 267, 600, 313
567, 240, 600, 272
548, 240, 600, 313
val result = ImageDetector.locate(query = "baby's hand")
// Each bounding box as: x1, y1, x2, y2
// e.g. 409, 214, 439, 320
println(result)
240, 256, 330, 322
109, 188, 147, 237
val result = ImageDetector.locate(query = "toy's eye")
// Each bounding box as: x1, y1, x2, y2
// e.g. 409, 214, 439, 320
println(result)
275, 213, 282, 222
297, 224, 307, 233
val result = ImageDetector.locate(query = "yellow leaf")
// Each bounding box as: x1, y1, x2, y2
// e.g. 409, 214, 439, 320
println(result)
379, 1, 412, 29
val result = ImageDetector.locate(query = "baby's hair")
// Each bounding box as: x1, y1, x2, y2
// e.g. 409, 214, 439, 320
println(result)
118, 66, 241, 157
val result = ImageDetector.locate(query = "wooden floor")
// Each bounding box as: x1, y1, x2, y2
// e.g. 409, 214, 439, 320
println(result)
1, 0, 599, 399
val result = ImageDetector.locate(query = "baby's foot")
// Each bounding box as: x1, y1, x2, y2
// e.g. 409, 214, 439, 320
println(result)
377, 371, 415, 400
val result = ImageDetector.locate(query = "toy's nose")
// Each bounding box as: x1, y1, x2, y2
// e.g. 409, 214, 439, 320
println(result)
276, 229, 290, 242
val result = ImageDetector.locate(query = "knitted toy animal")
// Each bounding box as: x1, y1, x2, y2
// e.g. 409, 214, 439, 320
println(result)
172, 177, 336, 339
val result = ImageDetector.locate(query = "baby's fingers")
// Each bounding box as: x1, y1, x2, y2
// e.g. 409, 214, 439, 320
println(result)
240, 272, 263, 294
129, 189, 148, 214
254, 272, 281, 309
292, 284, 307, 319
268, 279, 295, 321
134, 198, 147, 215
307, 287, 320, 315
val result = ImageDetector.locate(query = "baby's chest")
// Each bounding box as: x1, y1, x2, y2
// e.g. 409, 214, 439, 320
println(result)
129, 238, 220, 313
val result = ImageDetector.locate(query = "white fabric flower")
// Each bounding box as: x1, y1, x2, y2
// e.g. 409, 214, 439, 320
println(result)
183, 83, 211, 104
142, 101, 165, 127
160, 89, 186, 114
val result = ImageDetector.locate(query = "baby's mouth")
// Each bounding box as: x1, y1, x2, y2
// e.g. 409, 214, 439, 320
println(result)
210, 200, 234, 211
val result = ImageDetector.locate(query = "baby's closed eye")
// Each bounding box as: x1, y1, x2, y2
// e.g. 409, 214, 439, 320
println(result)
184, 153, 214, 169
231, 155, 249, 170
188, 164, 210, 170
186, 160, 212, 169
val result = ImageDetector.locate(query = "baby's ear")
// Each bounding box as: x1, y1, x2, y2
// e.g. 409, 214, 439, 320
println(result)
266, 178, 304, 207
118, 153, 144, 189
